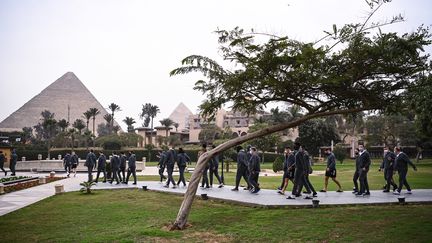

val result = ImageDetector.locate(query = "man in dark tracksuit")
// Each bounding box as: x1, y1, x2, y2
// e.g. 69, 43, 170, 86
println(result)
85, 149, 97, 182
95, 152, 107, 183
177, 148, 190, 187
164, 148, 177, 188
248, 147, 261, 193
199, 144, 210, 188
71, 152, 79, 177
321, 148, 343, 192
118, 152, 127, 183
393, 147, 417, 195
125, 151, 137, 185
0, 151, 7, 176
231, 146, 250, 191
302, 149, 317, 198
352, 149, 360, 193
209, 145, 223, 188
10, 149, 18, 176
110, 152, 120, 184
278, 147, 295, 195
158, 151, 167, 182
380, 146, 398, 192
356, 145, 371, 196
288, 143, 305, 199
63, 153, 72, 177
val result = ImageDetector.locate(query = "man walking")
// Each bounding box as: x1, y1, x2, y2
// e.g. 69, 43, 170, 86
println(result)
356, 145, 371, 196
63, 152, 72, 177
320, 148, 343, 193
302, 148, 317, 198
164, 147, 177, 188
0, 151, 7, 176
278, 146, 295, 195
393, 147, 417, 195
248, 147, 261, 193
177, 148, 190, 187
231, 146, 250, 191
95, 152, 107, 183
118, 152, 127, 183
380, 146, 398, 192
110, 152, 120, 184
209, 145, 224, 188
125, 151, 137, 185
199, 144, 210, 189
10, 149, 17, 176
287, 142, 305, 199
352, 148, 361, 194
85, 149, 97, 182
158, 151, 167, 182
71, 151, 79, 177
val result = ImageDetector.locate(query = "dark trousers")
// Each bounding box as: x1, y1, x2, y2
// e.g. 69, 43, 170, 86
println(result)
0, 165, 6, 175
95, 168, 106, 182
201, 167, 209, 187
353, 170, 360, 192
10, 162, 16, 175
166, 166, 176, 186
126, 166, 136, 184
235, 165, 249, 189
292, 169, 304, 196
87, 166, 93, 182
359, 170, 369, 194
177, 166, 186, 186
118, 167, 126, 182
210, 165, 222, 186
248, 171, 260, 190
159, 166, 166, 182
64, 164, 71, 174
397, 169, 411, 192
111, 168, 120, 183
385, 169, 397, 191
303, 173, 316, 194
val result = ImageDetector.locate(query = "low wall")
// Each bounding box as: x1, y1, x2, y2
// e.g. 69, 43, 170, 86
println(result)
16, 160, 145, 172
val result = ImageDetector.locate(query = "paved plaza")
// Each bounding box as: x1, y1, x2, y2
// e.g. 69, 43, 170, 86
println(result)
1, 168, 432, 216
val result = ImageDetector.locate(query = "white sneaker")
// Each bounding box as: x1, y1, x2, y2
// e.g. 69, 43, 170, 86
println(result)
393, 191, 400, 195
406, 191, 412, 194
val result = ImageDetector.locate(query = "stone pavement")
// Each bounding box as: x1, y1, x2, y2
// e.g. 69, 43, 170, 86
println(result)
1, 168, 432, 217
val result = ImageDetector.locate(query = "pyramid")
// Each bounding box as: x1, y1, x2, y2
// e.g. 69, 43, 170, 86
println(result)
168, 102, 193, 131
0, 72, 120, 134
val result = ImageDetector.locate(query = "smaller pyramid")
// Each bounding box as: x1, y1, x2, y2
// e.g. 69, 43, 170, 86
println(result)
168, 102, 193, 131
0, 72, 120, 134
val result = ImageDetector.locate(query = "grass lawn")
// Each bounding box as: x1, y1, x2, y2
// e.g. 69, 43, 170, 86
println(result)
0, 189, 431, 242
141, 159, 432, 191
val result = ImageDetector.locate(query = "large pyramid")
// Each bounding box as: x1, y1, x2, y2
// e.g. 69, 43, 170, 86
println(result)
168, 102, 193, 131
0, 72, 119, 134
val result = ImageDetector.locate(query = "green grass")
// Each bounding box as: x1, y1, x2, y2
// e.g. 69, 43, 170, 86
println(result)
141, 159, 432, 191
0, 189, 431, 242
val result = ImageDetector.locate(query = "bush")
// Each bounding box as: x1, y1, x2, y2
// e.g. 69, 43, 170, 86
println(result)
102, 140, 122, 150
272, 156, 284, 172
333, 145, 347, 164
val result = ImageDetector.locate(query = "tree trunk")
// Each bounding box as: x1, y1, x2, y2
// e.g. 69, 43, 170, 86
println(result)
170, 107, 370, 230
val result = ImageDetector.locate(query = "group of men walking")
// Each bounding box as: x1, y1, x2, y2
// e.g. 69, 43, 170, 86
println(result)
157, 147, 191, 188
232, 145, 261, 193
0, 149, 18, 176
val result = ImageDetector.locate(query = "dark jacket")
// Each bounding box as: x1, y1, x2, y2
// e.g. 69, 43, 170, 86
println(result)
85, 152, 96, 168
165, 149, 177, 167
177, 153, 190, 167
0, 153, 5, 166
11, 152, 18, 165
158, 152, 167, 168
210, 153, 220, 168
71, 154, 79, 165
249, 153, 261, 173
237, 150, 248, 168
120, 154, 127, 168
294, 150, 304, 171
110, 155, 120, 170
354, 155, 361, 171
63, 154, 72, 166
287, 152, 295, 171
128, 154, 136, 168
303, 151, 312, 174
326, 152, 336, 170
394, 152, 416, 171
381, 151, 396, 170
97, 154, 106, 169
358, 150, 371, 172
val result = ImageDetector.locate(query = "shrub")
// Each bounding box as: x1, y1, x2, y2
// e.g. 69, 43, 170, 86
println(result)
333, 145, 347, 164
272, 156, 284, 172
80, 181, 96, 194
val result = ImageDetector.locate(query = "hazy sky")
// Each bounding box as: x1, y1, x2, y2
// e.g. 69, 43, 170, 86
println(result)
0, 0, 431, 130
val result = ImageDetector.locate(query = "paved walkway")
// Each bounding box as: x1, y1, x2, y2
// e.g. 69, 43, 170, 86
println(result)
1, 169, 432, 216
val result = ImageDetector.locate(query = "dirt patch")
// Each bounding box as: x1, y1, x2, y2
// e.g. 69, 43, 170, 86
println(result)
182, 231, 234, 243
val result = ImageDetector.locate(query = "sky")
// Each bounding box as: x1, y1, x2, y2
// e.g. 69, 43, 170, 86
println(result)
0, 0, 431, 131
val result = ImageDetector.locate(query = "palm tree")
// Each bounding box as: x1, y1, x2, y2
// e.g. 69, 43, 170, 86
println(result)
58, 119, 69, 132
160, 118, 174, 138
139, 103, 160, 145
123, 117, 136, 133
88, 108, 100, 136
72, 119, 86, 134
67, 128, 77, 150
83, 110, 92, 131
108, 103, 121, 134
173, 122, 179, 132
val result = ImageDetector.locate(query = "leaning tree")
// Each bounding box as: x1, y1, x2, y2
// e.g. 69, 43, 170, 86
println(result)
168, 2, 432, 230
